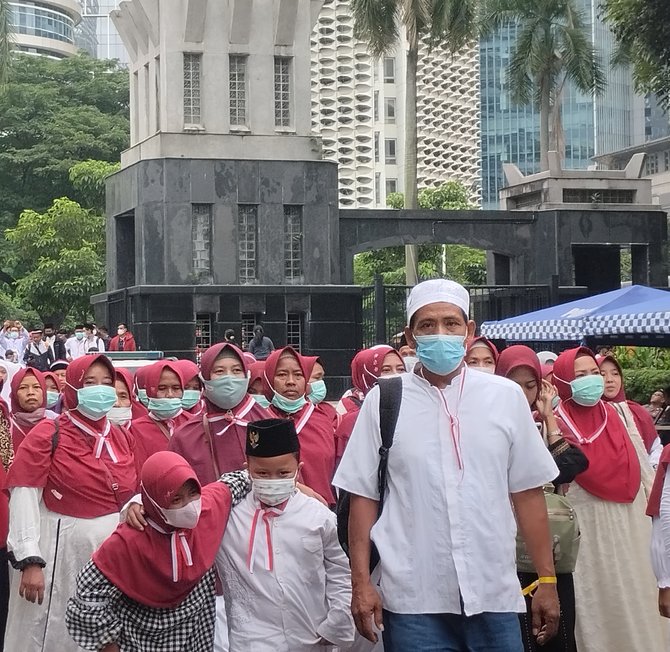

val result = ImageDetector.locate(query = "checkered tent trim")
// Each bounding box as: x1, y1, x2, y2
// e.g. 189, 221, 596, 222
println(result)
583, 311, 670, 336
480, 320, 585, 341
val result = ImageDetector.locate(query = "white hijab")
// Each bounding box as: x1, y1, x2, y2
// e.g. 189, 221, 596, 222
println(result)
0, 359, 20, 405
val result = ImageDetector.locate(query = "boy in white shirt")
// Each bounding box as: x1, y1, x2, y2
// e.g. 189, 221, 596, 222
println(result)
217, 418, 354, 652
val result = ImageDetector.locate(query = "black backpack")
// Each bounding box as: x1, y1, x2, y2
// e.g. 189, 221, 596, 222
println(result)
336, 375, 402, 572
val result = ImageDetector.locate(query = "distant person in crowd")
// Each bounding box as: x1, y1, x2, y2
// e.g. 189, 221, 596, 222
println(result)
170, 343, 271, 485
0, 360, 19, 409
334, 279, 560, 652
134, 366, 150, 408
596, 346, 614, 358
49, 360, 68, 388
96, 325, 111, 349
645, 390, 665, 421
224, 329, 236, 345
551, 347, 666, 651
656, 387, 670, 427
43, 372, 61, 413
65, 325, 87, 361
496, 345, 588, 652
9, 368, 56, 452
2, 352, 16, 365
110, 368, 147, 427
23, 330, 53, 372
263, 347, 337, 505
109, 323, 137, 352
42, 324, 66, 362
0, 322, 28, 363
249, 361, 270, 408
599, 355, 662, 469
4, 354, 137, 652
83, 323, 105, 353
537, 351, 558, 366
464, 336, 498, 372
396, 335, 418, 373
248, 325, 274, 361
175, 359, 204, 416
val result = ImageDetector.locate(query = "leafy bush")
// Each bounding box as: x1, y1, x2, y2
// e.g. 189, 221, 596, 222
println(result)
623, 369, 670, 404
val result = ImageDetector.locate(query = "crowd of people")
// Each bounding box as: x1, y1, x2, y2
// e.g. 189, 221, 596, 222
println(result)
0, 279, 667, 651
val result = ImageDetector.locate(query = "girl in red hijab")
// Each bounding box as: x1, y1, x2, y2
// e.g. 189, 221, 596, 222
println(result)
4, 354, 137, 652
169, 343, 270, 485
598, 355, 661, 467
176, 359, 205, 416
9, 368, 56, 451
550, 347, 665, 652
248, 360, 270, 409
465, 336, 499, 372
129, 361, 189, 474
67, 451, 248, 652
263, 347, 337, 505
134, 365, 150, 408
109, 368, 147, 427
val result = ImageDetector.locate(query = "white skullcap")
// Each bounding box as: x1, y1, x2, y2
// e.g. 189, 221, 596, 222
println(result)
537, 351, 558, 365
406, 279, 470, 324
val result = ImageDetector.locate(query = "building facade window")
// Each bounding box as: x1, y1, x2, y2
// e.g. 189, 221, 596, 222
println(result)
375, 172, 381, 204
286, 313, 303, 351
155, 56, 161, 132
646, 153, 659, 175
192, 204, 212, 277
238, 205, 258, 283
229, 55, 247, 127
183, 53, 202, 125
385, 138, 397, 164
384, 97, 396, 123
664, 150, 670, 172
284, 205, 303, 282
195, 313, 212, 363
386, 178, 398, 196
241, 313, 257, 348
274, 56, 291, 128
374, 131, 380, 162
383, 57, 395, 83
373, 90, 379, 121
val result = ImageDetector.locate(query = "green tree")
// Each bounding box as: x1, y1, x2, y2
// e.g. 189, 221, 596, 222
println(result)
601, 0, 670, 107
69, 159, 120, 215
5, 198, 106, 325
351, 0, 479, 285
0, 0, 12, 86
483, 0, 606, 170
0, 53, 129, 226
354, 181, 486, 285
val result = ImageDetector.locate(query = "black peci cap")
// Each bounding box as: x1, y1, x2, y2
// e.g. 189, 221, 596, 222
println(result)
246, 418, 300, 458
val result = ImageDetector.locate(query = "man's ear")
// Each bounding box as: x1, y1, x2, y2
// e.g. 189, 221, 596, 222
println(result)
404, 325, 415, 348
464, 320, 477, 345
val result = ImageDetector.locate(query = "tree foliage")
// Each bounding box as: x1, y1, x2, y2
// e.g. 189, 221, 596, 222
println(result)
5, 198, 106, 324
601, 0, 670, 107
0, 53, 129, 226
354, 182, 487, 286
69, 160, 120, 215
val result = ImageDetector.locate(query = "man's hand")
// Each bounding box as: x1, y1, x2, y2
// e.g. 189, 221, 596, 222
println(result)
351, 581, 383, 643
659, 587, 670, 618
19, 564, 45, 604
126, 503, 147, 531
531, 583, 560, 645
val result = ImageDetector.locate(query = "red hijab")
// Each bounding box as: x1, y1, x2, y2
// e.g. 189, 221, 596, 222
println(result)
261, 347, 308, 402
249, 361, 265, 390
174, 359, 203, 415
93, 451, 232, 608
351, 345, 400, 395
598, 355, 658, 453
43, 371, 61, 392
466, 336, 499, 362
144, 361, 185, 398
552, 347, 640, 503
495, 345, 541, 401
7, 354, 137, 517
115, 368, 147, 420
10, 368, 48, 450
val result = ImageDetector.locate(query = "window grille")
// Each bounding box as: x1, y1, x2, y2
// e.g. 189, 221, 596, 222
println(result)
238, 205, 258, 283
229, 55, 247, 126
241, 313, 257, 348
195, 313, 212, 363
284, 205, 303, 282
192, 204, 212, 277
286, 313, 302, 351
274, 57, 291, 127
183, 53, 202, 125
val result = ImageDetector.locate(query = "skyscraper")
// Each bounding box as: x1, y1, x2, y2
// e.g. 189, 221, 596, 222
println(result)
79, 0, 127, 63
479, 0, 647, 209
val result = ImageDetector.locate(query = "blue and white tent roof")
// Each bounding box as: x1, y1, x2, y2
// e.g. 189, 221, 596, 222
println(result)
480, 285, 670, 342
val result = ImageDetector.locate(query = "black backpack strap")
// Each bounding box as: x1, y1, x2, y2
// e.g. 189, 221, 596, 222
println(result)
376, 376, 402, 516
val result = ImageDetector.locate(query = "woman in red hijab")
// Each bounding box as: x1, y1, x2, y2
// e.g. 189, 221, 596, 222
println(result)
464, 336, 499, 372
303, 355, 337, 423
110, 368, 147, 427
334, 346, 405, 465
4, 354, 137, 652
176, 359, 205, 416
169, 343, 270, 485
598, 355, 661, 468
262, 347, 337, 505
9, 368, 56, 452
67, 451, 248, 652
551, 347, 665, 651
133, 365, 150, 408
129, 361, 189, 474
248, 361, 270, 409
496, 345, 587, 652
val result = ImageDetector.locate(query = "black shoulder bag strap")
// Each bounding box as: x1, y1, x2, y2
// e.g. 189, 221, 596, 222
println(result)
375, 375, 403, 519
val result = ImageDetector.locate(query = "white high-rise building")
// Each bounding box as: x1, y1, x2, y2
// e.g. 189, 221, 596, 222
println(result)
311, 0, 481, 208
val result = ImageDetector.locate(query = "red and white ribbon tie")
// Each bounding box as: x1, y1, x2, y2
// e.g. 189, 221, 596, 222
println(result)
209, 396, 255, 435
68, 413, 118, 463
246, 507, 283, 573
170, 531, 193, 582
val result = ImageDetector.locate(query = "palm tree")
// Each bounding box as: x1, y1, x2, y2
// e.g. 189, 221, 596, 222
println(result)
351, 0, 478, 285
483, 0, 606, 171
0, 0, 13, 85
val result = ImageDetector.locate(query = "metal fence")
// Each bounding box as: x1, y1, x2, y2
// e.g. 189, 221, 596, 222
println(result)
362, 283, 553, 348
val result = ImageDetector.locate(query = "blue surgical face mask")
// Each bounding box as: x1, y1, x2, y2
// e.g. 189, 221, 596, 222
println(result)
137, 388, 149, 407
73, 384, 117, 421
551, 395, 560, 410
308, 379, 327, 404
414, 334, 466, 376
75, 332, 84, 340
272, 392, 307, 414
46, 391, 59, 409
181, 389, 201, 410
252, 394, 271, 409
8, 332, 17, 340
570, 374, 604, 407
148, 397, 182, 420
203, 375, 249, 410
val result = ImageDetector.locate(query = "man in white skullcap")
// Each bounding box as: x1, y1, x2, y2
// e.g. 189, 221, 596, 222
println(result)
334, 279, 560, 652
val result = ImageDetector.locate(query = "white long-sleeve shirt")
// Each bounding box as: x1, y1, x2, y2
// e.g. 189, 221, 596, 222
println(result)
216, 491, 355, 652
651, 471, 670, 588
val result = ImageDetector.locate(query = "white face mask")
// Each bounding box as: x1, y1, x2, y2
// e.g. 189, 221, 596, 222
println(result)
107, 405, 132, 426
477, 366, 495, 374
252, 473, 297, 506
160, 497, 202, 530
